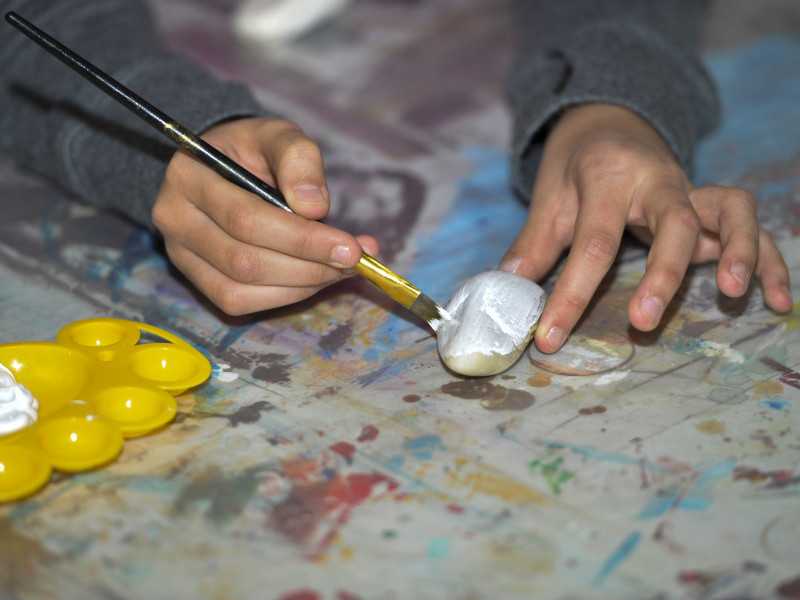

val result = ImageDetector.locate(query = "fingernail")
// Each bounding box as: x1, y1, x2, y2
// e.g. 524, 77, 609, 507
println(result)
292, 184, 326, 206
640, 294, 664, 324
330, 245, 351, 267
545, 326, 565, 349
731, 263, 750, 287
499, 257, 522, 273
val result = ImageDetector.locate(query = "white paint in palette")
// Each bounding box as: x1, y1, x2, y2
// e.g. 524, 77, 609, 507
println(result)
437, 270, 546, 376
0, 363, 39, 435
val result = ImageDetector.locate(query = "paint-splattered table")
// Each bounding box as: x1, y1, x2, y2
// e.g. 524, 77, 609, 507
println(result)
2, 1, 800, 598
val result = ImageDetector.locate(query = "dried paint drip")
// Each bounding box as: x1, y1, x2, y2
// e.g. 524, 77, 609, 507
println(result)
437, 271, 546, 376
0, 363, 39, 435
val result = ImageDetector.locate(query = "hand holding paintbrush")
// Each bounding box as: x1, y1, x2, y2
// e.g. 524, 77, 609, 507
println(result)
5, 12, 449, 331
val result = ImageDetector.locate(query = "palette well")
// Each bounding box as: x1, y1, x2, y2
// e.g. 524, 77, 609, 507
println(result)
0, 318, 211, 502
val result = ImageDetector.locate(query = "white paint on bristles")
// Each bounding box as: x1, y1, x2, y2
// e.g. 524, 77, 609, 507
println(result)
437, 270, 546, 376
0, 363, 39, 436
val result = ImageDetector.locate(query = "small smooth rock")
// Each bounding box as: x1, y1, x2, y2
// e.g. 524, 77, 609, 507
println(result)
437, 270, 546, 376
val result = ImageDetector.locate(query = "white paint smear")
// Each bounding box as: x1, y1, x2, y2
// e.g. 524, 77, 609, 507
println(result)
594, 370, 630, 386
0, 363, 39, 435
437, 270, 546, 376
212, 364, 240, 383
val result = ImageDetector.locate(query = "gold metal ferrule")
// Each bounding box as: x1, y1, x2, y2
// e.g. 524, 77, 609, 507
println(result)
351, 252, 420, 309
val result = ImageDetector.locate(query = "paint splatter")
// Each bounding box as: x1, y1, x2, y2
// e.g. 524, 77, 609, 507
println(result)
357, 424, 380, 442
754, 380, 784, 396
270, 471, 399, 553
440, 379, 535, 411
203, 400, 275, 427
758, 398, 791, 410
252, 353, 293, 385
678, 570, 716, 589
330, 442, 356, 464
427, 536, 452, 559
402, 434, 445, 460
445, 468, 548, 505
402, 394, 421, 403
528, 456, 575, 495
733, 466, 796, 487
696, 419, 726, 434
579, 405, 607, 416
638, 459, 736, 518
319, 322, 353, 358
211, 363, 239, 382
526, 372, 552, 387
278, 590, 321, 600
594, 531, 642, 585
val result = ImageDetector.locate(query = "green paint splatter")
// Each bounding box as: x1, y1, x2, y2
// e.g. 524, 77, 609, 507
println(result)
527, 455, 575, 495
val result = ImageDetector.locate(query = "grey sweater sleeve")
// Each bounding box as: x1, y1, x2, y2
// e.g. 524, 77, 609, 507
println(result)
0, 0, 275, 230
508, 0, 720, 200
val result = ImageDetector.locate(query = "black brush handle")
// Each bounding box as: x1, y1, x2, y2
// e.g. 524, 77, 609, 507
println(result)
5, 11, 291, 212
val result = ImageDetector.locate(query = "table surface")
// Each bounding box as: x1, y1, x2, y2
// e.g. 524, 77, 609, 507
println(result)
2, 1, 800, 599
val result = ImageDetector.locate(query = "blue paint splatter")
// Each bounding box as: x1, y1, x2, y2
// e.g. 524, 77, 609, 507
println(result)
402, 434, 446, 460
638, 459, 736, 519
384, 455, 405, 471
594, 531, 642, 586
758, 398, 791, 411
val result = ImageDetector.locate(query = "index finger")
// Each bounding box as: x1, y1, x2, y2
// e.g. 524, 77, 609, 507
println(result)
184, 167, 363, 269
534, 191, 628, 353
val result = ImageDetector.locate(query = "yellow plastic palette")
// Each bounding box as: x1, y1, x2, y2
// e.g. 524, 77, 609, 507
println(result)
0, 318, 211, 502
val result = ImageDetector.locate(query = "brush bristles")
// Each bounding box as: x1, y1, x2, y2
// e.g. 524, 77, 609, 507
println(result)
410, 293, 451, 332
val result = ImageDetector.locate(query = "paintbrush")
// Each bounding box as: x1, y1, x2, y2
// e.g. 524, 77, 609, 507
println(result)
5, 11, 451, 332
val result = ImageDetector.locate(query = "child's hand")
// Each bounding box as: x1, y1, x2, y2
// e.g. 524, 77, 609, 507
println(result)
152, 117, 379, 315
500, 103, 792, 353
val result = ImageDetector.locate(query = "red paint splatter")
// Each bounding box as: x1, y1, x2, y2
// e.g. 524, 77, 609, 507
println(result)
278, 590, 321, 600
446, 503, 465, 514
733, 466, 796, 487
329, 441, 356, 463
357, 424, 379, 442
639, 457, 649, 489
679, 570, 714, 588
270, 466, 399, 558
346, 472, 398, 504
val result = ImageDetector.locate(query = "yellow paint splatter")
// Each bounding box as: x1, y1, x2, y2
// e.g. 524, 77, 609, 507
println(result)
527, 372, 552, 388
779, 301, 800, 331
754, 380, 783, 396
486, 539, 555, 575
697, 419, 726, 435
446, 468, 549, 506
